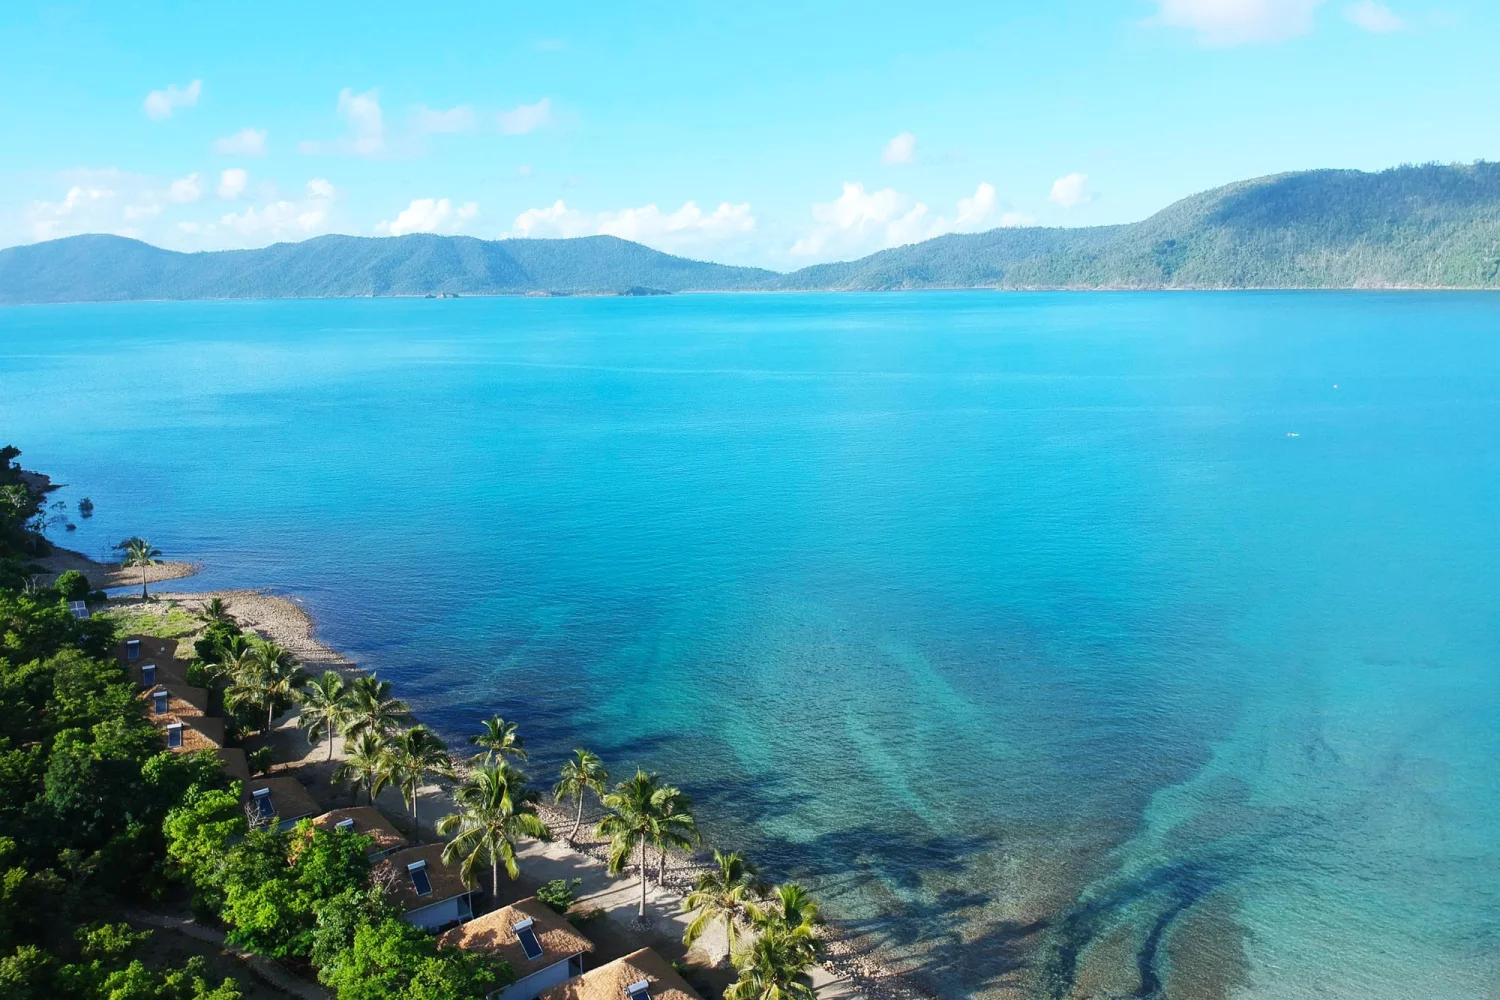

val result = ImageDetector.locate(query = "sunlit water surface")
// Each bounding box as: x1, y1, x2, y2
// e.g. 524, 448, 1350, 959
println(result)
2, 293, 1497, 999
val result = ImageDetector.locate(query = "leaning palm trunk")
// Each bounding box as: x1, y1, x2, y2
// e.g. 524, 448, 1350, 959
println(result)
140, 564, 149, 600
660, 846, 668, 886
571, 797, 585, 844
639, 837, 648, 916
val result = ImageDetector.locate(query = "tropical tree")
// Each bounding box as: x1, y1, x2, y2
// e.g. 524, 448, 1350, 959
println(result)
596, 768, 669, 916
469, 715, 527, 763
436, 760, 552, 898
552, 748, 609, 845
725, 931, 819, 1000
683, 850, 766, 965
118, 536, 161, 599
225, 638, 309, 733
198, 596, 235, 626
653, 782, 699, 886
752, 883, 824, 957
385, 724, 455, 831
298, 669, 352, 762
342, 674, 411, 740
333, 730, 390, 806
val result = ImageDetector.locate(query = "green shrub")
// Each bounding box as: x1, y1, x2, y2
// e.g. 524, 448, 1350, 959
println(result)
54, 571, 91, 602
536, 877, 582, 914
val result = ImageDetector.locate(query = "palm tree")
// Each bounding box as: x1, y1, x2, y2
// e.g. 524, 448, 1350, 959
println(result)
333, 730, 390, 806
342, 674, 411, 740
752, 883, 824, 959
653, 783, 699, 886
298, 670, 352, 762
684, 850, 766, 964
225, 638, 309, 733
553, 749, 609, 845
203, 632, 253, 686
596, 768, 667, 917
436, 760, 552, 898
385, 725, 455, 832
198, 596, 235, 626
469, 715, 527, 763
725, 931, 819, 1000
119, 537, 161, 599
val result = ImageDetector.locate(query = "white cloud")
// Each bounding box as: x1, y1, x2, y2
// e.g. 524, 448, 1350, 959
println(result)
497, 98, 552, 135
143, 79, 201, 120
788, 180, 1023, 260
217, 168, 249, 200
377, 198, 479, 236
414, 104, 476, 133
882, 132, 917, 165
212, 127, 268, 156
507, 198, 758, 255
1049, 172, 1092, 208
123, 203, 162, 222
1343, 0, 1404, 31
596, 201, 755, 252
299, 87, 386, 156
215, 178, 337, 240
1150, 0, 1324, 45
509, 200, 594, 239
26, 185, 119, 241
166, 173, 203, 204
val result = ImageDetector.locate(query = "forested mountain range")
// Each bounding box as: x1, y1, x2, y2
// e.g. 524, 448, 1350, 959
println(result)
4, 162, 1499, 303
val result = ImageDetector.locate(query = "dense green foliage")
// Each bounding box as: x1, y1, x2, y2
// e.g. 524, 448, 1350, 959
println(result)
0, 448, 509, 1000
5, 163, 1500, 298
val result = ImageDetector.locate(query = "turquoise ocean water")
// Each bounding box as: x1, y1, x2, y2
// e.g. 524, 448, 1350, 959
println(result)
1, 293, 1497, 999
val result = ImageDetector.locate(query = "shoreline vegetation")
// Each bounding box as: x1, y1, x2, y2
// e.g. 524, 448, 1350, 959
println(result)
1, 445, 931, 1000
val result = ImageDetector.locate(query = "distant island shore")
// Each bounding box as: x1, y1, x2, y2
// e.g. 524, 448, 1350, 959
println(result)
4, 161, 1500, 303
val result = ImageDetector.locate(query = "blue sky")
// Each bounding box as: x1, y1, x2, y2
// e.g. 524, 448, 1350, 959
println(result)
2, 0, 1497, 268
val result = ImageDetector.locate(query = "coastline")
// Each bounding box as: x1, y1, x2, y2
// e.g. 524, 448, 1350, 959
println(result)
96, 561, 932, 1000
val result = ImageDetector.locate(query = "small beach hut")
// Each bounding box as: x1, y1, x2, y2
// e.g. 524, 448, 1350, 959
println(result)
439, 896, 595, 1000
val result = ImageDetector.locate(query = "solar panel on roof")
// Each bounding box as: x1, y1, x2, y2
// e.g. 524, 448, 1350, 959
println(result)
142, 664, 156, 686
167, 724, 183, 748
335, 818, 355, 831
514, 918, 544, 960
68, 601, 89, 619
126, 640, 140, 660
153, 691, 168, 714
408, 861, 433, 896
626, 979, 651, 1000
252, 788, 276, 820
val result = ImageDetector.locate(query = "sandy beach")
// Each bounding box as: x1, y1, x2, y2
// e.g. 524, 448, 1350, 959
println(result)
92, 572, 928, 1000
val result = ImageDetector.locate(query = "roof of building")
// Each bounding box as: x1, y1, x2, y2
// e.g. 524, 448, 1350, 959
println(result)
311, 807, 407, 856
216, 748, 251, 783
132, 658, 191, 688
117, 635, 180, 665
162, 719, 224, 752
538, 948, 701, 1000
375, 843, 473, 910
438, 896, 594, 970
143, 682, 211, 717
246, 775, 321, 823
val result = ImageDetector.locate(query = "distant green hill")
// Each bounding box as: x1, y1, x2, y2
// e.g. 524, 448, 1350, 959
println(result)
4, 163, 1500, 303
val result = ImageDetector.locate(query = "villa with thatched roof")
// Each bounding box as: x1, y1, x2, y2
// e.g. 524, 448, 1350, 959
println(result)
538, 948, 702, 1000
439, 896, 594, 1000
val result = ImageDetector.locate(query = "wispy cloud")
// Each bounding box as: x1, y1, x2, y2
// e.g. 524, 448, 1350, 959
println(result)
508, 198, 757, 255
213, 127, 268, 156
497, 98, 553, 135
300, 87, 386, 156
377, 197, 479, 236
166, 173, 203, 204
1343, 0, 1404, 31
217, 168, 249, 200
143, 79, 202, 120
414, 104, 477, 134
882, 132, 917, 165
1048, 172, 1092, 208
789, 181, 1023, 260
26, 183, 120, 241
1150, 0, 1325, 45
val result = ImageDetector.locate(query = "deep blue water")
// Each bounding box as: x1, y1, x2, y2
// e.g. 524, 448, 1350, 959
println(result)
2, 293, 1497, 999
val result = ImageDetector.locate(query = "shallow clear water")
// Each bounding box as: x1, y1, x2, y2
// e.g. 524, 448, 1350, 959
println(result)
2, 293, 1497, 999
